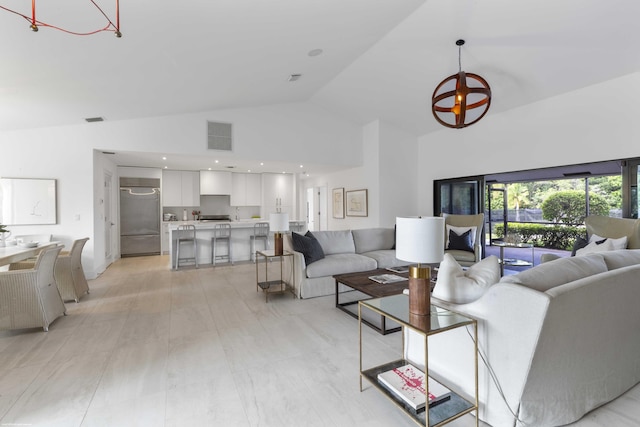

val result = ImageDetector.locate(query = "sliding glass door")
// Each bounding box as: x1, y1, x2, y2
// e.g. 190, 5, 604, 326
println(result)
623, 159, 639, 219
434, 176, 484, 215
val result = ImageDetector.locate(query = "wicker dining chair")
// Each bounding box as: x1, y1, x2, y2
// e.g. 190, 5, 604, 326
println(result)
54, 237, 90, 302
0, 245, 66, 332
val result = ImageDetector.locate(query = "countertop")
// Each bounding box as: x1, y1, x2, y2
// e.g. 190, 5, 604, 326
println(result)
166, 219, 273, 230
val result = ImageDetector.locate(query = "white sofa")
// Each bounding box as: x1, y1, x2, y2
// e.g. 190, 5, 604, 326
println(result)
404, 249, 640, 427
283, 228, 406, 299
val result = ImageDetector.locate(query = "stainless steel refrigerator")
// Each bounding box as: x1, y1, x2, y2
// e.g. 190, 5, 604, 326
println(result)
120, 178, 161, 256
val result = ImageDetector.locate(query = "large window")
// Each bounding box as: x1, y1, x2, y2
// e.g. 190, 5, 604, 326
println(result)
434, 158, 636, 251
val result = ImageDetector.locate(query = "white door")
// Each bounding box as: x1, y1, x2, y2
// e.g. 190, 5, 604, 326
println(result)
318, 186, 328, 231
306, 188, 315, 231
104, 171, 114, 262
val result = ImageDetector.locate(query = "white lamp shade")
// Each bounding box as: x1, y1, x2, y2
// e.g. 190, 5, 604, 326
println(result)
396, 216, 445, 264
269, 213, 290, 232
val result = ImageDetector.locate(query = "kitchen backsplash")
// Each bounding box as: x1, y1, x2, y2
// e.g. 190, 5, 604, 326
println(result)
163, 195, 261, 220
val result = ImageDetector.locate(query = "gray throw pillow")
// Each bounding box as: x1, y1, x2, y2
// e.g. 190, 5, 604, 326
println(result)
291, 231, 325, 265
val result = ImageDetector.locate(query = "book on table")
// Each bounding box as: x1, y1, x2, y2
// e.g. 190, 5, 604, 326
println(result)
386, 266, 410, 274
377, 364, 452, 411
368, 274, 406, 284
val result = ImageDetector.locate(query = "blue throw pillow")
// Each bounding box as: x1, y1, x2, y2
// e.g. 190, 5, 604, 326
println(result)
291, 231, 325, 265
447, 229, 474, 253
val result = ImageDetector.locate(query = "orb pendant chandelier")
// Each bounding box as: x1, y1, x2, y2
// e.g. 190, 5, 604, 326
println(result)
432, 40, 491, 129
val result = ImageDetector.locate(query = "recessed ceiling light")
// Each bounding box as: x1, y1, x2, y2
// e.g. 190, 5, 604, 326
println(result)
308, 48, 323, 57
288, 74, 302, 82
247, 169, 251, 173
208, 168, 211, 170
164, 166, 168, 169
162, 156, 167, 160
260, 162, 264, 166
85, 116, 104, 123
215, 160, 219, 164
299, 165, 303, 168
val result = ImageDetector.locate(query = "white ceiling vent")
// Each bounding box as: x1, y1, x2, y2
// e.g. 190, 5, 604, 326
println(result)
207, 121, 233, 151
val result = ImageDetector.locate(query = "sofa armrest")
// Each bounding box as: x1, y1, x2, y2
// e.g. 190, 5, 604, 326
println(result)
404, 284, 551, 427
283, 235, 306, 298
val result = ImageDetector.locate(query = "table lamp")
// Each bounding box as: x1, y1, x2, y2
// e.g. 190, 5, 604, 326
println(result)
396, 216, 445, 316
269, 212, 289, 255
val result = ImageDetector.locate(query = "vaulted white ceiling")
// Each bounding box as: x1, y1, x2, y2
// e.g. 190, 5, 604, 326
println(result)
1, 0, 638, 140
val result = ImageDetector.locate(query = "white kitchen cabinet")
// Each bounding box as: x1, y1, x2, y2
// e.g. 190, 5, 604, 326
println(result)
162, 170, 200, 207
231, 173, 262, 206
200, 171, 232, 195
161, 222, 170, 254
245, 173, 262, 206
262, 173, 293, 215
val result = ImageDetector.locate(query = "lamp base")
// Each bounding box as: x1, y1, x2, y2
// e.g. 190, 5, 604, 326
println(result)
409, 313, 431, 331
274, 232, 283, 256
408, 265, 431, 316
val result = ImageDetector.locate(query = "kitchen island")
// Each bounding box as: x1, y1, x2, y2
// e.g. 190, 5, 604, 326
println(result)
167, 220, 282, 269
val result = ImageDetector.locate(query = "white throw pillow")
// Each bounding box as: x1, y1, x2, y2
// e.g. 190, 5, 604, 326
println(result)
576, 235, 628, 257
445, 225, 477, 247
432, 253, 500, 304
589, 234, 628, 250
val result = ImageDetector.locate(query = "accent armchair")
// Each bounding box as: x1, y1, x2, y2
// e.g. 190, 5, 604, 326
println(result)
0, 245, 66, 332
541, 215, 640, 263
54, 237, 90, 302
442, 213, 485, 266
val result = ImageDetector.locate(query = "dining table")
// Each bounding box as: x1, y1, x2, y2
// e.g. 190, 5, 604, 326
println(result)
0, 242, 60, 267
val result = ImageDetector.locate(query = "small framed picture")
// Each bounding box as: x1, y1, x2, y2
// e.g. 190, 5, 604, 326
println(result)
346, 189, 368, 217
332, 188, 345, 219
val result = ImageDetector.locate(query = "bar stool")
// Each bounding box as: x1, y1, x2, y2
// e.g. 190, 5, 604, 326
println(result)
250, 222, 270, 262
211, 223, 232, 266
175, 224, 198, 269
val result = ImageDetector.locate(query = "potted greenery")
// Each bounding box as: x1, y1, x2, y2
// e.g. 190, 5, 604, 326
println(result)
0, 224, 9, 247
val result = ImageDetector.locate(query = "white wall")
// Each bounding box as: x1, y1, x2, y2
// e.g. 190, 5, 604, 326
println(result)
378, 121, 421, 223
417, 73, 640, 215
0, 102, 364, 277
303, 120, 421, 230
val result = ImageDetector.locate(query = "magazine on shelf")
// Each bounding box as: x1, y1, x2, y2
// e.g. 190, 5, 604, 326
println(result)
368, 274, 406, 284
377, 364, 452, 411
386, 266, 410, 274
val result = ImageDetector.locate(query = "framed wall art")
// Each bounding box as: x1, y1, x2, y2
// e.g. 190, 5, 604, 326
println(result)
0, 178, 57, 225
332, 188, 344, 219
346, 189, 368, 217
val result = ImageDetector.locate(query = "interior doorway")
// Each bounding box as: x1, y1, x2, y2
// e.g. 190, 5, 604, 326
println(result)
306, 188, 315, 231
305, 186, 328, 232
104, 171, 114, 263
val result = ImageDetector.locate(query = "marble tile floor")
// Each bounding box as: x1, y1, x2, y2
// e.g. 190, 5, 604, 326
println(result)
0, 255, 638, 427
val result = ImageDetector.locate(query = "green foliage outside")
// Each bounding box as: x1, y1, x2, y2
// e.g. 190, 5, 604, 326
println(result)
541, 191, 609, 224
0, 224, 8, 234
487, 175, 622, 249
488, 176, 622, 213
493, 222, 586, 250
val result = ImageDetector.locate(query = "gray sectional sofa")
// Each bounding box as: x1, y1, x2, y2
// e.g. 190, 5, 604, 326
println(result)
283, 228, 406, 298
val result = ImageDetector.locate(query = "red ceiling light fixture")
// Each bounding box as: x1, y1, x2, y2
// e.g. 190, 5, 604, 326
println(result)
0, 0, 121, 37
432, 39, 491, 129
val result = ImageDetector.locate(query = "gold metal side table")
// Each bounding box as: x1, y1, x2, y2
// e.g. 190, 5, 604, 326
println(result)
359, 294, 478, 427
255, 249, 295, 302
